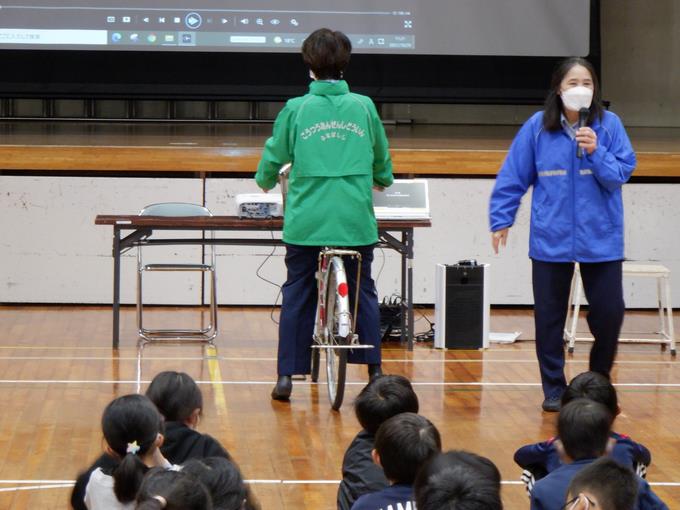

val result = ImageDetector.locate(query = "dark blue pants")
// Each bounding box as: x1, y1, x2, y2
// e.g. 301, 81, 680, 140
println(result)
277, 244, 381, 376
532, 259, 624, 399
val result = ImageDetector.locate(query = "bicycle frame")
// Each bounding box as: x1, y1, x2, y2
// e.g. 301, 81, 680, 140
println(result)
313, 248, 362, 345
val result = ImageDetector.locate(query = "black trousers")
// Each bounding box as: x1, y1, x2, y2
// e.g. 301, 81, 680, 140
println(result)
276, 243, 381, 376
532, 259, 624, 399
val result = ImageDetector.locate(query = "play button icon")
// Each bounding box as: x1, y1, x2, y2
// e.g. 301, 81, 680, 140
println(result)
185, 12, 202, 29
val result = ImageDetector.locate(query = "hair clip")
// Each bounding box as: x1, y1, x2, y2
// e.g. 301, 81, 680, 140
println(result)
153, 495, 167, 508
126, 440, 141, 455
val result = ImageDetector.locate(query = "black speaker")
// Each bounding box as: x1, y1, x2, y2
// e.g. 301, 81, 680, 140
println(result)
434, 263, 489, 349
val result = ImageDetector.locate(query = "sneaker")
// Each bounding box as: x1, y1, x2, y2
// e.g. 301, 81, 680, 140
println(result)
541, 396, 561, 413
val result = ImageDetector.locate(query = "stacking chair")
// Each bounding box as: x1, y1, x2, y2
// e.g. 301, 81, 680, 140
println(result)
137, 202, 217, 342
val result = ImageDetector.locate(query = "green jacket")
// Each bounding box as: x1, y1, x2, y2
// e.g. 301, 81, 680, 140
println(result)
255, 80, 393, 246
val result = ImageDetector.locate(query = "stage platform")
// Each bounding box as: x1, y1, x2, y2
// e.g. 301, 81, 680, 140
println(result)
0, 121, 678, 177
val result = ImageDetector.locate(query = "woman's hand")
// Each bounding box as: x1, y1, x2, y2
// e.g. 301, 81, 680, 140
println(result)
575, 126, 598, 155
491, 228, 509, 254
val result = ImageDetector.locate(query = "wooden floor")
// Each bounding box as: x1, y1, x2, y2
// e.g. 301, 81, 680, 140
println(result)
0, 306, 679, 509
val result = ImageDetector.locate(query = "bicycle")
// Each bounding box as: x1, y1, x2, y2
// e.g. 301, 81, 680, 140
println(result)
278, 165, 373, 410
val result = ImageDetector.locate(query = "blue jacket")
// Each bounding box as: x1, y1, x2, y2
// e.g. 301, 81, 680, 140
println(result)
530, 459, 667, 510
515, 431, 651, 478
489, 110, 636, 262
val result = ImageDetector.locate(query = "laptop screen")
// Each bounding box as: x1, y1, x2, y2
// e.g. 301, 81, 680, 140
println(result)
373, 179, 430, 219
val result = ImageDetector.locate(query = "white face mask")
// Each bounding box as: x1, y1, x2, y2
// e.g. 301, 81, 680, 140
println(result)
309, 70, 317, 80
560, 86, 593, 112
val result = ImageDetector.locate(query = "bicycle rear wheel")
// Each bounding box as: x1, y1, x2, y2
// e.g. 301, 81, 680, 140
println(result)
311, 347, 320, 383
325, 257, 349, 410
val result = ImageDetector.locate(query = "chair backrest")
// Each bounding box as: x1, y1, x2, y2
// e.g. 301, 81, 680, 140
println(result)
139, 202, 212, 217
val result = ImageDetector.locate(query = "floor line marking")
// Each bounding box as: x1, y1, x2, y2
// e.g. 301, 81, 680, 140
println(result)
1, 379, 680, 388
0, 484, 74, 493
0, 355, 675, 366
0, 479, 678, 489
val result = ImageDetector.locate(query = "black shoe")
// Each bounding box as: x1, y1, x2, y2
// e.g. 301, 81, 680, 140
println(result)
541, 397, 561, 413
271, 375, 292, 401
368, 364, 383, 381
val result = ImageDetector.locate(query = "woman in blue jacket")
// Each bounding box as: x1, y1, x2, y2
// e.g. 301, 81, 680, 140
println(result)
488, 57, 636, 412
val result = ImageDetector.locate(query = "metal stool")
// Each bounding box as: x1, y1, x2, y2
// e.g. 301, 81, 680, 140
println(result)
137, 202, 217, 342
564, 262, 675, 355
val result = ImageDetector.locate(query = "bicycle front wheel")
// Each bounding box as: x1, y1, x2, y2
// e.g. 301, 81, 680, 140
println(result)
325, 256, 350, 410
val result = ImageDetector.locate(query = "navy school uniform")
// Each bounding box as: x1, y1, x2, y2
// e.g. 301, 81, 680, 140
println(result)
337, 430, 389, 510
350, 483, 415, 510
515, 431, 652, 483
530, 458, 667, 510
277, 244, 381, 376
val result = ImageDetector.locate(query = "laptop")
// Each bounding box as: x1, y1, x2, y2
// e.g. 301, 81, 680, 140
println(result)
373, 179, 431, 220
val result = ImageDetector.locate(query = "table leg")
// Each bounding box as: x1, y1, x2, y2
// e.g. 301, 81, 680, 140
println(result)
400, 233, 407, 344
406, 229, 414, 351
113, 226, 121, 350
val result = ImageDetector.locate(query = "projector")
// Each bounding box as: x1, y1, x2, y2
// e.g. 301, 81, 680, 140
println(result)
236, 193, 283, 219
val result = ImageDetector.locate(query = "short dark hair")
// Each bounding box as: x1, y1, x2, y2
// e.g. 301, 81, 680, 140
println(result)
543, 57, 604, 131
558, 399, 612, 461
182, 457, 260, 510
354, 375, 419, 434
562, 371, 618, 416
414, 450, 502, 510
101, 394, 164, 503
136, 468, 213, 510
301, 28, 352, 80
374, 413, 441, 484
567, 458, 639, 510
146, 371, 203, 423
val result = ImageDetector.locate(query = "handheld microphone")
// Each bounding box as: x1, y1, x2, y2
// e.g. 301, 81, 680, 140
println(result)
576, 107, 589, 158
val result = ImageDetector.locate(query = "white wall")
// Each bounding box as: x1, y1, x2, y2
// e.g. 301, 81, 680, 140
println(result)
1, 176, 678, 308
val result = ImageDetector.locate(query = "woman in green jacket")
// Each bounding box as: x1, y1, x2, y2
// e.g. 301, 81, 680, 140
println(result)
255, 28, 394, 400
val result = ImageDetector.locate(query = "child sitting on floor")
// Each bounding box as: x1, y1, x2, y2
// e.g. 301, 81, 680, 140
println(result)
564, 457, 639, 510
414, 450, 502, 510
350, 412, 441, 510
337, 375, 419, 510
83, 394, 179, 510
530, 399, 667, 510
135, 467, 212, 510
515, 371, 651, 492
72, 371, 230, 510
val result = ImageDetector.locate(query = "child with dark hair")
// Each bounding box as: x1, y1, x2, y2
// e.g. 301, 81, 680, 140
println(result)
182, 457, 260, 510
350, 413, 441, 510
83, 394, 178, 509
414, 450, 502, 510
565, 457, 638, 510
145, 371, 231, 461
530, 399, 667, 510
337, 375, 419, 510
72, 372, 230, 510
135, 468, 212, 510
515, 371, 651, 490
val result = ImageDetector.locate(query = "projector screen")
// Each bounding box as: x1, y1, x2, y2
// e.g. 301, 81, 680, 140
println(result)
0, 0, 590, 56
0, 1, 599, 103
